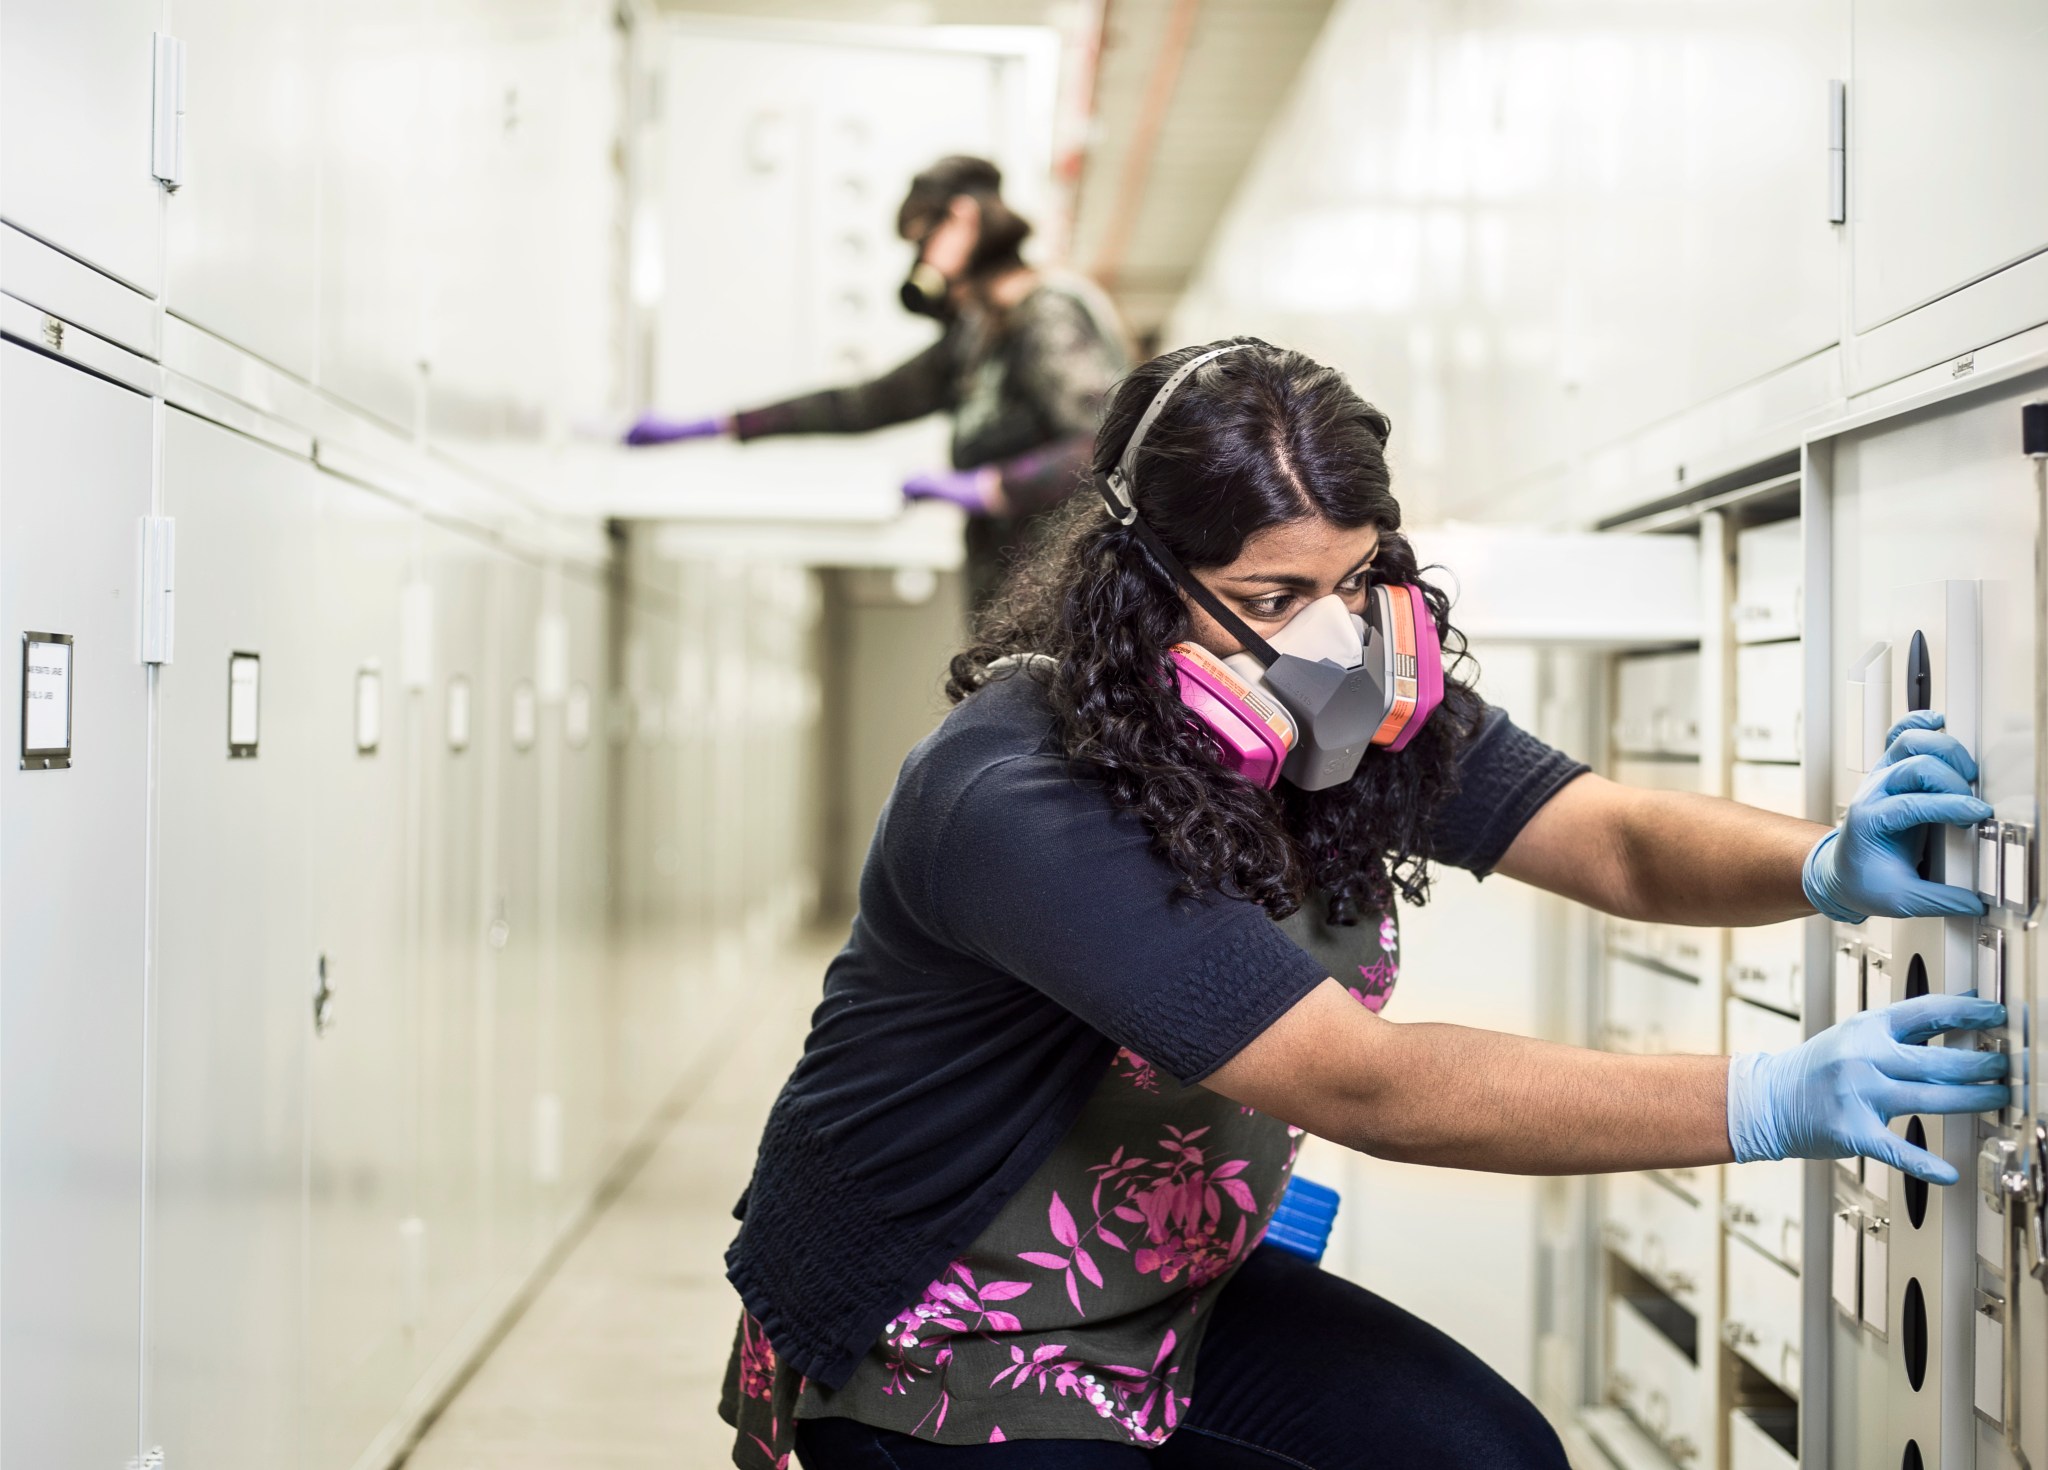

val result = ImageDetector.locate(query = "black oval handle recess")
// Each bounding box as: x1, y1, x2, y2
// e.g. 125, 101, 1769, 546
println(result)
1907, 630, 1931, 712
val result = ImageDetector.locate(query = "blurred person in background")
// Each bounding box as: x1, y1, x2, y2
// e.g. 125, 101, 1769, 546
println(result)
624, 155, 1129, 606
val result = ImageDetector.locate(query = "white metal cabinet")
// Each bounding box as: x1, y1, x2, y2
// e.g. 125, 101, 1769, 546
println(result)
1604, 1172, 1714, 1314
1608, 1294, 1707, 1467
1614, 651, 1702, 758
1724, 1233, 1803, 1398
1735, 641, 1803, 763
0, 0, 164, 292
1733, 519, 1802, 644
1851, 1, 2048, 334
0, 344, 153, 1470
147, 409, 318, 1470
164, 0, 322, 376
304, 475, 417, 1470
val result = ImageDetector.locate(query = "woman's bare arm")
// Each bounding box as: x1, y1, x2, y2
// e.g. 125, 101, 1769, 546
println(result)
1203, 979, 1733, 1174
1494, 772, 1824, 927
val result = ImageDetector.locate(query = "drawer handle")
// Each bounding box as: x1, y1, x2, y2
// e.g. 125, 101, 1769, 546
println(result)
1723, 1202, 1761, 1228
1659, 1268, 1697, 1296
1665, 1433, 1700, 1466
1607, 1369, 1636, 1402
1721, 1319, 1760, 1350
1644, 1388, 1671, 1436
1780, 1343, 1801, 1388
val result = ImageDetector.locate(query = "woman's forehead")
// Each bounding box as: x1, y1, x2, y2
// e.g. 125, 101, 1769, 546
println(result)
1222, 518, 1380, 576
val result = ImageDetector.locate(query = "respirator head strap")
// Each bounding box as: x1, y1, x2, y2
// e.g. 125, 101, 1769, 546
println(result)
1096, 344, 1279, 665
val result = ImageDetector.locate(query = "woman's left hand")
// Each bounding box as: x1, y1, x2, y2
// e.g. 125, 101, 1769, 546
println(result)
1802, 710, 1992, 922
902, 465, 1006, 516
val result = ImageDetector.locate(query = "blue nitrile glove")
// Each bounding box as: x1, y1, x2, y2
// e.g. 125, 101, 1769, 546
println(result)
902, 465, 1002, 515
622, 412, 731, 446
1727, 993, 2009, 1184
1802, 710, 1992, 923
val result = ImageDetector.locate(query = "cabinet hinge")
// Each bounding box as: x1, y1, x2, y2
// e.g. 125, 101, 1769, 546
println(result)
1827, 79, 1846, 224
140, 516, 176, 665
151, 34, 187, 190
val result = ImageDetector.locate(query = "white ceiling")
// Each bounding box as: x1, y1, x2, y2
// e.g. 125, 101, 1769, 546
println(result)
658, 0, 1337, 342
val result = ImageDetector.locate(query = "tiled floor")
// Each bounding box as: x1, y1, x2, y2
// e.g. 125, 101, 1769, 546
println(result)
400, 935, 827, 1469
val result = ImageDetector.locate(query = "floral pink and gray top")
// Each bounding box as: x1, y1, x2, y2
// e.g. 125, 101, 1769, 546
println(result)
719, 904, 1401, 1462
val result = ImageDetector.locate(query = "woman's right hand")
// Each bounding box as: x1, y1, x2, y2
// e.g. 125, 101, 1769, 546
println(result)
622, 412, 732, 447
1727, 993, 2009, 1183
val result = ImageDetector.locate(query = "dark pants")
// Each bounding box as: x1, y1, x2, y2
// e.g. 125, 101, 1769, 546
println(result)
793, 1245, 1570, 1469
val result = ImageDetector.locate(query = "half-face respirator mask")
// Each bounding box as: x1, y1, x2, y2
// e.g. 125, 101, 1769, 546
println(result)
1097, 345, 1445, 791
900, 253, 951, 318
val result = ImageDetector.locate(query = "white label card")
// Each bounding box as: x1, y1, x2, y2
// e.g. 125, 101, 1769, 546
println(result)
1834, 947, 1863, 1024
565, 683, 592, 750
1980, 826, 2003, 900
2003, 828, 2031, 910
22, 636, 72, 757
355, 665, 382, 754
228, 652, 260, 754
1832, 1210, 1860, 1317
446, 676, 472, 752
1977, 1302, 2005, 1423
510, 680, 538, 752
1861, 1224, 1888, 1334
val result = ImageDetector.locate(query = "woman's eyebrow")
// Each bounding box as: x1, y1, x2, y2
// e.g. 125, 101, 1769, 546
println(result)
1220, 551, 1379, 591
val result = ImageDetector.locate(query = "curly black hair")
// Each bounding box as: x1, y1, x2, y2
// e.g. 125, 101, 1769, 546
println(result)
946, 338, 1484, 925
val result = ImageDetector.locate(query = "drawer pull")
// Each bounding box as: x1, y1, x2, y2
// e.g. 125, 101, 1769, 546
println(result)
1723, 1202, 1760, 1227
1721, 1319, 1760, 1349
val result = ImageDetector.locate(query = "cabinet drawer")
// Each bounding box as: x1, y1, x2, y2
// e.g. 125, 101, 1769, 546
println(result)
1733, 519, 1803, 645
1605, 1172, 1714, 1314
1608, 1295, 1708, 1466
1604, 955, 1716, 1055
1725, 1156, 1803, 1272
1614, 651, 1702, 758
1725, 1233, 1803, 1398
1609, 917, 1715, 983
1729, 921, 1803, 1016
1729, 1407, 1799, 1470
1735, 642, 1803, 763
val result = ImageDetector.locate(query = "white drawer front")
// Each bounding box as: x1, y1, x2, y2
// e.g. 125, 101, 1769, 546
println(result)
1609, 1296, 1708, 1466
1605, 955, 1716, 1055
1735, 641, 1804, 764
1614, 651, 1702, 758
1729, 922, 1804, 1015
1729, 1407, 1799, 1470
1733, 518, 1803, 645
1604, 1172, 1714, 1313
1725, 1156, 1804, 1271
1725, 1233, 1803, 1398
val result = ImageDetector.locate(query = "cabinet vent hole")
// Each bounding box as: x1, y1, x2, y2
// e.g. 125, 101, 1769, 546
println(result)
1903, 1278, 1929, 1390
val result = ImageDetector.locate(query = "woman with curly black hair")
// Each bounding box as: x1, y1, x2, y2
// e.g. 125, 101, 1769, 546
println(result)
719, 340, 2002, 1467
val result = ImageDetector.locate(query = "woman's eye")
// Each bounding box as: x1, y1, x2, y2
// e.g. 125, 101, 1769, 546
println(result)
1243, 596, 1293, 620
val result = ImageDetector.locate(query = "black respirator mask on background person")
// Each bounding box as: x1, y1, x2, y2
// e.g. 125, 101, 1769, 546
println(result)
1100, 345, 1445, 792
900, 249, 952, 318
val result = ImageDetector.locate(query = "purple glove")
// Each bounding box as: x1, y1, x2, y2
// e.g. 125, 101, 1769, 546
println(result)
623, 412, 731, 446
902, 465, 1004, 515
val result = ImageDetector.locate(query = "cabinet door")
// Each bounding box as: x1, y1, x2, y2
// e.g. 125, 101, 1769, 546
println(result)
304, 474, 415, 1470
0, 0, 163, 292
1851, 0, 2048, 332
0, 343, 153, 1470
148, 409, 319, 1470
